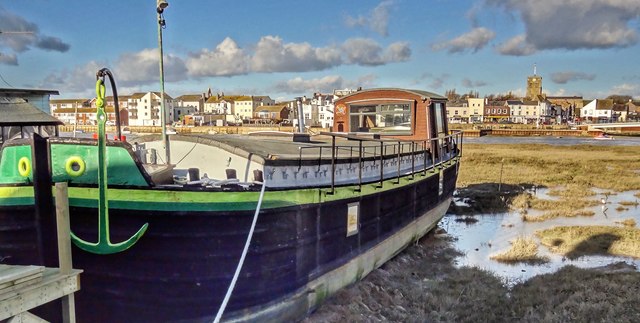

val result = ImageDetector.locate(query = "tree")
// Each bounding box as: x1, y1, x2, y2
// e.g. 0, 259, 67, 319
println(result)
606, 95, 632, 104
445, 89, 461, 101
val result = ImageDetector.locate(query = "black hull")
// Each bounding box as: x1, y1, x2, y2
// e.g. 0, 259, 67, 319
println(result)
0, 165, 458, 322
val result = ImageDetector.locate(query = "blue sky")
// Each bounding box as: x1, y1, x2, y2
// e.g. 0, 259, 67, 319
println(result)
1, 0, 639, 101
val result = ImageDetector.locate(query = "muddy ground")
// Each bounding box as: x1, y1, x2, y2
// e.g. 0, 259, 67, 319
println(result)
304, 186, 640, 323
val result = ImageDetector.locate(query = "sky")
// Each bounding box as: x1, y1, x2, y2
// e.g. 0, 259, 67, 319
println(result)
1, 0, 639, 101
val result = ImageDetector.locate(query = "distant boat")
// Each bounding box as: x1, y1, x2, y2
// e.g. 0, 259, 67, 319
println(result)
594, 133, 614, 140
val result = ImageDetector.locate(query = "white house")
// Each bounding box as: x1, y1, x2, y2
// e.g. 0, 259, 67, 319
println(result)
581, 99, 614, 123
311, 93, 334, 129
127, 92, 175, 126
506, 100, 540, 124
467, 98, 485, 122
446, 101, 469, 123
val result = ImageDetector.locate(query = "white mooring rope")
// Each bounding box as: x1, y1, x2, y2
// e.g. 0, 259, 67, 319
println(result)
213, 181, 267, 323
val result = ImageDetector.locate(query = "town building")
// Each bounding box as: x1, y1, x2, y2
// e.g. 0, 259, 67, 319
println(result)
467, 98, 485, 122
445, 101, 470, 124
175, 94, 206, 114
311, 93, 335, 129
506, 100, 539, 124
525, 64, 544, 101
582, 99, 615, 123
484, 102, 509, 123
254, 104, 290, 121
127, 92, 175, 126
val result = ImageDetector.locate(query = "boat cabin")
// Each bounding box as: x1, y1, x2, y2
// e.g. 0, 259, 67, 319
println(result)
332, 88, 449, 141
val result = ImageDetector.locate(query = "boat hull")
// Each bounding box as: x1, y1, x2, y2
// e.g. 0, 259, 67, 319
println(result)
0, 161, 458, 322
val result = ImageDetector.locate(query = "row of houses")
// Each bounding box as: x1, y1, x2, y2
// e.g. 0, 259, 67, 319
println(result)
446, 97, 640, 125
50, 89, 349, 128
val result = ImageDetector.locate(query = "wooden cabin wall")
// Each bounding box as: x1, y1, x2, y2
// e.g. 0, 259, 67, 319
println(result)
333, 89, 441, 141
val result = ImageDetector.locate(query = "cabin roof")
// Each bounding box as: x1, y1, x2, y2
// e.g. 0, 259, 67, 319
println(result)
337, 88, 446, 101
0, 97, 63, 126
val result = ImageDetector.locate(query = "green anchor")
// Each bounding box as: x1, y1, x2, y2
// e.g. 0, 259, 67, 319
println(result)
70, 74, 148, 254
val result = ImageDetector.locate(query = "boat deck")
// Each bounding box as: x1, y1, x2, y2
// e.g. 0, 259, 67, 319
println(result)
166, 133, 437, 162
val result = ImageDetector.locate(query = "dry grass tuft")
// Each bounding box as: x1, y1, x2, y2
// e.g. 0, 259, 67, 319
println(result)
522, 209, 595, 222
619, 200, 640, 206
537, 225, 640, 259
547, 185, 595, 198
616, 218, 637, 227
490, 237, 550, 264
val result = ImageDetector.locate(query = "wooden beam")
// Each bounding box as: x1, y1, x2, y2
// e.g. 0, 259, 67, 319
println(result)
54, 182, 76, 323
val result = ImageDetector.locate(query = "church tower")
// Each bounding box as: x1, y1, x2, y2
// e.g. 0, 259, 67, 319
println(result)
526, 64, 543, 101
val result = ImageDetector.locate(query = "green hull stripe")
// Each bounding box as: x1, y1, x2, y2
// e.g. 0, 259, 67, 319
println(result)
0, 160, 458, 212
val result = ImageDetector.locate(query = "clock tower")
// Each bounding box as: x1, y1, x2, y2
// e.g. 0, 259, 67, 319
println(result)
526, 64, 543, 101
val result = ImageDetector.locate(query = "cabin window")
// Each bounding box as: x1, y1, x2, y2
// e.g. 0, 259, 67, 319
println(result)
349, 103, 411, 134
434, 102, 446, 136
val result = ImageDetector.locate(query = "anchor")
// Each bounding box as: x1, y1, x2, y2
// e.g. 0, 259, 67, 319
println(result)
70, 68, 148, 254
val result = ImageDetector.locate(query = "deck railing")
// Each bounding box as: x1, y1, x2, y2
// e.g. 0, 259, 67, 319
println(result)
304, 131, 463, 194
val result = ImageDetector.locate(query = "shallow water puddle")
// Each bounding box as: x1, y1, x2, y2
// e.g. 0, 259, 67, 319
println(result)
443, 188, 640, 285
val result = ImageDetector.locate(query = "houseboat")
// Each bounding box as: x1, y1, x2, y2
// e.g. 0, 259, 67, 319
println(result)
0, 87, 461, 322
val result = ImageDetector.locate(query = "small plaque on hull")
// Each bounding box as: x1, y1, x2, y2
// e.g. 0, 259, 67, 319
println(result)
347, 202, 359, 236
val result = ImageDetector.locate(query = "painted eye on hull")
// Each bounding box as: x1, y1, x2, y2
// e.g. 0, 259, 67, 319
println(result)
18, 157, 31, 177
65, 156, 86, 177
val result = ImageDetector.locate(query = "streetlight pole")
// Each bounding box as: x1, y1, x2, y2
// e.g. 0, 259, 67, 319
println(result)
157, 0, 171, 164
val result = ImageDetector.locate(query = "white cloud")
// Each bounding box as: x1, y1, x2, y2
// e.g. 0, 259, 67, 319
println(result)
342, 38, 410, 65
186, 37, 249, 77
273, 75, 346, 94
432, 27, 496, 53
43, 35, 408, 94
251, 36, 341, 73
462, 78, 488, 88
488, 0, 640, 50
345, 0, 394, 36
497, 35, 537, 56
0, 52, 18, 65
415, 72, 451, 89
610, 83, 640, 97
41, 61, 106, 96
0, 6, 70, 59
273, 74, 378, 95
115, 48, 187, 85
550, 71, 596, 84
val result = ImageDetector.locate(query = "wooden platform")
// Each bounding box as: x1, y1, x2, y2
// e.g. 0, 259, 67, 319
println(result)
1, 183, 81, 322
0, 266, 82, 322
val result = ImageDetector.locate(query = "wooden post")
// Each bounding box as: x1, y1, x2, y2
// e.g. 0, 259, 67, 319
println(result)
55, 182, 76, 323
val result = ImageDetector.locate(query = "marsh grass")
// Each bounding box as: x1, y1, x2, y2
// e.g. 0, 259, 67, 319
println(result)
616, 218, 637, 227
523, 209, 595, 222
619, 200, 640, 206
490, 237, 550, 264
547, 184, 595, 198
537, 225, 640, 259
459, 144, 640, 191
510, 191, 598, 222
